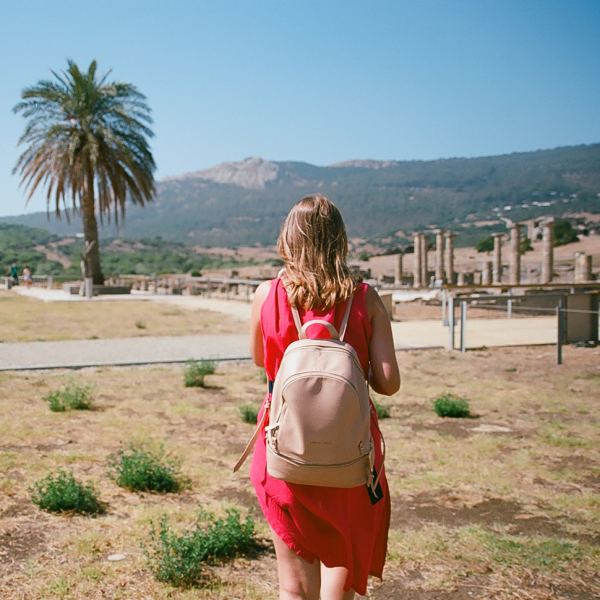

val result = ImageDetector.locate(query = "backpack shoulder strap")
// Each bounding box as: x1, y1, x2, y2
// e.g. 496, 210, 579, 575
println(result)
291, 294, 354, 341
339, 295, 353, 341
290, 305, 303, 336
233, 400, 269, 473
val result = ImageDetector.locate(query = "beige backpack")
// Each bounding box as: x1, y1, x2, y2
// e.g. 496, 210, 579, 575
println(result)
234, 295, 383, 494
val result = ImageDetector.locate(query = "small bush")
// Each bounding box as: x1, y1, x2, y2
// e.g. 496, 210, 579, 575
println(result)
142, 507, 255, 587
29, 469, 103, 514
239, 403, 260, 424
135, 320, 146, 329
184, 359, 216, 388
43, 382, 94, 412
373, 401, 391, 419
433, 393, 470, 418
106, 443, 189, 493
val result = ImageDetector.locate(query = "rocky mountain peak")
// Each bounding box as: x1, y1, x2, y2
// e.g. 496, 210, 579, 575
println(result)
163, 157, 279, 189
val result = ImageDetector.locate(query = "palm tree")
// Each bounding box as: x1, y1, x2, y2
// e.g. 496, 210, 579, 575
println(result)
13, 60, 156, 285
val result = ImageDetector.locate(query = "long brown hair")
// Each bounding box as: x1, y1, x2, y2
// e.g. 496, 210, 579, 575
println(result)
277, 194, 358, 311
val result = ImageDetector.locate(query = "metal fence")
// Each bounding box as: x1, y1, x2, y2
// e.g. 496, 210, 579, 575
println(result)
444, 292, 599, 363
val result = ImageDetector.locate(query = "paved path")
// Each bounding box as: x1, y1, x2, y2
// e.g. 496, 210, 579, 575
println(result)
0, 334, 250, 371
391, 316, 557, 350
0, 286, 558, 370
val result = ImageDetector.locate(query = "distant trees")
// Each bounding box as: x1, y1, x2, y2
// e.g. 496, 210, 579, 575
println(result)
13, 60, 156, 284
553, 219, 579, 246
475, 236, 494, 253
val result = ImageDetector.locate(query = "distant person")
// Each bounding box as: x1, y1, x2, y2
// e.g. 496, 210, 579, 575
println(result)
9, 262, 19, 286
246, 194, 400, 599
23, 265, 32, 287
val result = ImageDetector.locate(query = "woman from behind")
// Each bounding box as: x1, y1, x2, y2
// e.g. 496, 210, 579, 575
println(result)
249, 194, 400, 600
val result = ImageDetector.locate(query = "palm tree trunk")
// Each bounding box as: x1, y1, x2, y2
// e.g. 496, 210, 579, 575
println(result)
83, 168, 104, 285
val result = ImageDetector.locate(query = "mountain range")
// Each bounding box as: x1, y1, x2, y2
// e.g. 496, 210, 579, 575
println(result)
2, 144, 599, 248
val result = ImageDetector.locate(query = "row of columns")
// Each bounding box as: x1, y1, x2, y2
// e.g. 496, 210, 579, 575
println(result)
413, 230, 455, 287
411, 218, 558, 288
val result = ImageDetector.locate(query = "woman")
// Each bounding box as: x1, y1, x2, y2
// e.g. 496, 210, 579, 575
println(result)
248, 194, 400, 600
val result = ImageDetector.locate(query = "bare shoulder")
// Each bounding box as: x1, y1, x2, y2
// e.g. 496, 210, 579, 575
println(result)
364, 284, 387, 321
254, 279, 272, 303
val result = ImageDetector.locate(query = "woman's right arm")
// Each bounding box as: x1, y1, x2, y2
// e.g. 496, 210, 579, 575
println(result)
365, 285, 401, 396
249, 280, 272, 368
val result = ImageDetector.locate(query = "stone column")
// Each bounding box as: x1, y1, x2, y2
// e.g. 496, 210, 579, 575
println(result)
509, 224, 523, 285
541, 218, 555, 284
481, 261, 492, 286
434, 229, 445, 283
395, 253, 403, 286
421, 234, 429, 287
444, 232, 455, 285
492, 233, 503, 284
457, 272, 466, 286
413, 233, 422, 288
575, 252, 593, 283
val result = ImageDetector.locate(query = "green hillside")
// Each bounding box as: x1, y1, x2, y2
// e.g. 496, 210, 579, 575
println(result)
2, 144, 599, 248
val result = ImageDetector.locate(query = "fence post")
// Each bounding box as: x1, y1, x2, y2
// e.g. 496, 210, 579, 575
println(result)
556, 299, 564, 365
507, 288, 512, 319
460, 300, 467, 352
442, 288, 447, 325
448, 295, 455, 350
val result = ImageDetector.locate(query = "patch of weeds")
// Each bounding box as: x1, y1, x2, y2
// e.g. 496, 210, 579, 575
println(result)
239, 403, 260, 424
542, 432, 589, 448
479, 530, 583, 571
135, 321, 146, 329
506, 367, 517, 372
433, 393, 470, 418
142, 507, 256, 588
184, 359, 216, 388
373, 400, 391, 419
106, 442, 190, 493
259, 368, 268, 383
43, 381, 94, 412
29, 469, 104, 514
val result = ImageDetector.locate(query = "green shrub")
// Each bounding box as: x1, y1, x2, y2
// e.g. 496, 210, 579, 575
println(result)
29, 469, 104, 514
433, 393, 470, 418
184, 359, 216, 388
142, 507, 255, 587
43, 382, 94, 412
44, 390, 66, 412
239, 403, 260, 424
373, 401, 391, 419
106, 443, 190, 493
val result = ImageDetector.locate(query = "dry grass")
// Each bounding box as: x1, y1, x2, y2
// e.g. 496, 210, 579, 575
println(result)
1, 343, 599, 598
0, 292, 244, 342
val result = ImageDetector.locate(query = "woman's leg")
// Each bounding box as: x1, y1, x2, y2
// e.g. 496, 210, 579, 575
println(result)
320, 563, 356, 600
271, 528, 320, 600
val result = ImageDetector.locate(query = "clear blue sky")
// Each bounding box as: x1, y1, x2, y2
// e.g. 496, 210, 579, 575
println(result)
1, 0, 599, 217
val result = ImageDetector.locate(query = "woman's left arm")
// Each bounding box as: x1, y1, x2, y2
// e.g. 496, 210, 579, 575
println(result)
366, 285, 401, 395
249, 280, 272, 368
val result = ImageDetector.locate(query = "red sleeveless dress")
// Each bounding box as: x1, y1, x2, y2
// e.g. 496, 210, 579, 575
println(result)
249, 279, 390, 595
